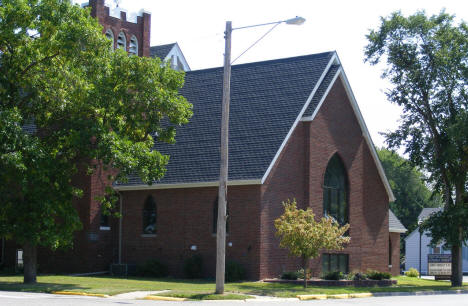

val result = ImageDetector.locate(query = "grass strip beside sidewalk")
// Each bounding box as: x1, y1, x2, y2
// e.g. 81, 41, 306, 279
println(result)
0, 275, 466, 298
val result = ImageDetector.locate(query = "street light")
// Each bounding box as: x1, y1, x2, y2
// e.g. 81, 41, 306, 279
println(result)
216, 17, 305, 294
418, 219, 423, 278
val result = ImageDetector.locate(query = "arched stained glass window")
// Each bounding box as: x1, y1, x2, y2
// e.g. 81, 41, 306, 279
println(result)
129, 35, 138, 55
105, 29, 114, 49
323, 154, 348, 225
143, 196, 157, 234
117, 32, 126, 50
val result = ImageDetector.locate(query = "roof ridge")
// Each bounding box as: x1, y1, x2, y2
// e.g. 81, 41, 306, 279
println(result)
150, 43, 177, 49
187, 51, 336, 74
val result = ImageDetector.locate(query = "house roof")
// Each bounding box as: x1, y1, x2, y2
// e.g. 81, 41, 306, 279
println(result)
150, 43, 177, 60
418, 207, 442, 221
115, 51, 395, 203
118, 51, 335, 186
389, 210, 407, 233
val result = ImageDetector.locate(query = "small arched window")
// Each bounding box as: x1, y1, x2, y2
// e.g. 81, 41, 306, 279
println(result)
129, 35, 138, 55
117, 32, 126, 50
323, 154, 348, 225
105, 29, 114, 49
213, 197, 229, 234
143, 196, 157, 234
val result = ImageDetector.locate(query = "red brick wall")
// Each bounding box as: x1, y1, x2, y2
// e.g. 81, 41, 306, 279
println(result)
120, 185, 261, 279
88, 0, 151, 57
389, 232, 401, 275
259, 76, 390, 279
36, 164, 118, 273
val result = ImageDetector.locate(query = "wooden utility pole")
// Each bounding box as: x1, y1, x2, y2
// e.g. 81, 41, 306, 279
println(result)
216, 21, 232, 295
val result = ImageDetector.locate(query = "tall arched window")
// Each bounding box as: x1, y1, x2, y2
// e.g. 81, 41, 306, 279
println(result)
105, 29, 114, 49
213, 197, 229, 234
117, 32, 126, 50
143, 196, 157, 234
129, 35, 138, 55
323, 154, 348, 225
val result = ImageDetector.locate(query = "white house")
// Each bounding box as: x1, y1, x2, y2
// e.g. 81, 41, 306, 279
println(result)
405, 208, 468, 274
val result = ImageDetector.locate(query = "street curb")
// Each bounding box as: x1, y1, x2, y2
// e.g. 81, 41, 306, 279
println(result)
371, 289, 468, 297
297, 294, 327, 300
51, 291, 109, 298
297, 290, 468, 300
144, 295, 188, 301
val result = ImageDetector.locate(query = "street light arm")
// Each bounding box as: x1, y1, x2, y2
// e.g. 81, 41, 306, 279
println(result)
232, 16, 306, 30
231, 22, 281, 64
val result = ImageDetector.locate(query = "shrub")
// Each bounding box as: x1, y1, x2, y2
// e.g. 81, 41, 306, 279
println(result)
404, 267, 420, 277
346, 271, 367, 281
225, 261, 246, 282
184, 254, 203, 279
352, 272, 368, 281
322, 271, 345, 280
137, 259, 168, 277
281, 271, 299, 280
366, 270, 392, 280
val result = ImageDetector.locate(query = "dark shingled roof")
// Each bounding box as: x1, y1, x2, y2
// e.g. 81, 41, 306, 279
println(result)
303, 64, 340, 117
150, 43, 176, 60
389, 210, 407, 233
122, 51, 336, 186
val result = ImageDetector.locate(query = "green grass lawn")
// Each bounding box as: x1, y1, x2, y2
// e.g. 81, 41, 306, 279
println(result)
0, 275, 466, 298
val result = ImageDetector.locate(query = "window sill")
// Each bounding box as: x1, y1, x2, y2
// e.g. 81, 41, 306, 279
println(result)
100, 226, 111, 231
388, 265, 393, 268
141, 234, 157, 238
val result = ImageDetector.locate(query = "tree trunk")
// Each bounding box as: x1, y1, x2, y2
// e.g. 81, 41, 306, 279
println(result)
451, 229, 463, 287
23, 241, 37, 284
302, 256, 309, 288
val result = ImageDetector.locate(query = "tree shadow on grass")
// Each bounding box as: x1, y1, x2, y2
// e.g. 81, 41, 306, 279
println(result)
0, 282, 88, 293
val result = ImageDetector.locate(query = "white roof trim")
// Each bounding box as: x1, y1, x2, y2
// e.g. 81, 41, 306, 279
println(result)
301, 66, 342, 122
261, 52, 339, 184
390, 228, 407, 233
164, 43, 191, 71
262, 53, 395, 203
336, 69, 395, 202
114, 179, 261, 191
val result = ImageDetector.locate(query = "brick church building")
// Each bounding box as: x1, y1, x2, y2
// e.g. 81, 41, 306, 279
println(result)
1, 0, 406, 279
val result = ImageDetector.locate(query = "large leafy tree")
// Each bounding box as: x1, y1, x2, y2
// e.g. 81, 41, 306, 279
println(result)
377, 148, 442, 233
274, 199, 350, 288
365, 11, 468, 286
0, 0, 192, 283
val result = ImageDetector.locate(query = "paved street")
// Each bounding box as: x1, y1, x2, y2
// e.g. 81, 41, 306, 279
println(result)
1, 291, 468, 306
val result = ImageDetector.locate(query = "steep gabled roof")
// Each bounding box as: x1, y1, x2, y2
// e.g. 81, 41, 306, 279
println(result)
117, 51, 335, 188
115, 51, 395, 203
418, 207, 442, 221
150, 43, 176, 60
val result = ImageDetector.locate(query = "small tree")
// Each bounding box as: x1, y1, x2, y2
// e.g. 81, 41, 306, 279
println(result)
274, 199, 350, 288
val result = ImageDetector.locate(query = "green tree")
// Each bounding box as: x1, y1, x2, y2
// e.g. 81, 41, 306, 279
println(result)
377, 148, 442, 233
274, 199, 350, 288
0, 0, 192, 283
365, 11, 468, 286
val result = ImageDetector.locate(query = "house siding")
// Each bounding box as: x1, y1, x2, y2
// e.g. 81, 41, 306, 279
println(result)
405, 229, 468, 274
